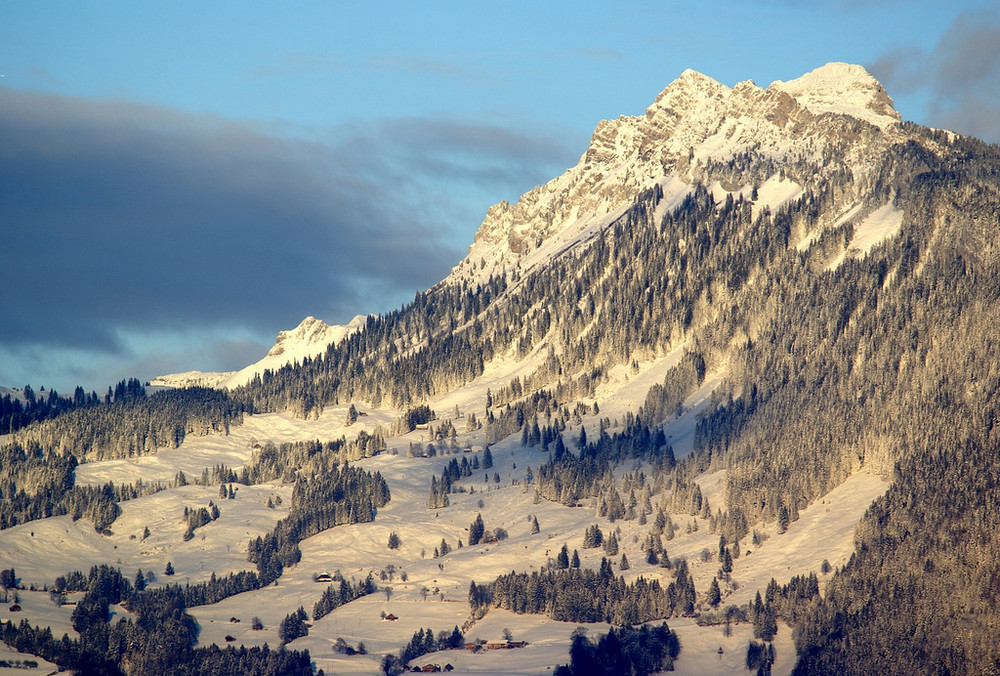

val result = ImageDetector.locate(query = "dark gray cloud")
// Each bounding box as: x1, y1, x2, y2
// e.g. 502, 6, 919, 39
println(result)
869, 8, 1000, 143
0, 88, 575, 388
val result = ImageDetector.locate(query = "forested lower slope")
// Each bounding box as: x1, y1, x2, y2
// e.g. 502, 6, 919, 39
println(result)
686, 130, 1000, 673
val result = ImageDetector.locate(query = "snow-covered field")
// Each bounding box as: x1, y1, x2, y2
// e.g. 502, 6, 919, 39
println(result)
0, 643, 59, 675
0, 343, 887, 675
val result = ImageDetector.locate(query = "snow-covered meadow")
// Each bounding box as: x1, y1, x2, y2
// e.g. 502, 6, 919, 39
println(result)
0, 345, 887, 674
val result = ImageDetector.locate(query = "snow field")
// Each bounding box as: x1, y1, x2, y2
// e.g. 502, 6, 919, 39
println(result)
75, 404, 401, 487
0, 482, 290, 591
827, 203, 904, 269
0, 589, 80, 642
0, 344, 885, 675
0, 643, 59, 674
846, 203, 904, 257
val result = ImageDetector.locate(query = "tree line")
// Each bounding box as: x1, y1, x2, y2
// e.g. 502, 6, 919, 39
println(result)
471, 556, 696, 625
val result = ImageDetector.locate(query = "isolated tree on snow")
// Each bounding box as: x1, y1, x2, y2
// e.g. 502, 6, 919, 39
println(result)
708, 577, 722, 607
557, 544, 570, 569
469, 513, 485, 545
721, 548, 733, 575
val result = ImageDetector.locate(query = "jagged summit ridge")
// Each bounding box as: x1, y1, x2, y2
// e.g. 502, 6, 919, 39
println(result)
449, 62, 903, 287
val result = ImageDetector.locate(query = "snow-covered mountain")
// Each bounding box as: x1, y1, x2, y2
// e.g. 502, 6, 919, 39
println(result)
4, 63, 1000, 676
447, 63, 901, 288
151, 314, 369, 390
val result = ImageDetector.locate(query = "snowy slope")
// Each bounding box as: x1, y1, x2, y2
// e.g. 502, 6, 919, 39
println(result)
147, 371, 234, 389
0, 392, 885, 674
825, 203, 906, 270
151, 314, 369, 391
0, 386, 25, 402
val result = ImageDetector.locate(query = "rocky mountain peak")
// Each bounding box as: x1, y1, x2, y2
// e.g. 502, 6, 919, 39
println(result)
645, 68, 731, 119
450, 63, 905, 289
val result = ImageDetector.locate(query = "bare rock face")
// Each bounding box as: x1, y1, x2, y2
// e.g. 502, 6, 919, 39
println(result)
452, 63, 904, 286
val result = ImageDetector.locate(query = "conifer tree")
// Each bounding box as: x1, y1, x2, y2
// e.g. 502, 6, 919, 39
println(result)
469, 513, 485, 545
707, 577, 721, 607
557, 544, 570, 569
604, 532, 619, 556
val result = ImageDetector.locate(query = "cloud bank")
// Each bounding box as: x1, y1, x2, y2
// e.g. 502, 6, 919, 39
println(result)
870, 8, 1000, 143
0, 89, 575, 389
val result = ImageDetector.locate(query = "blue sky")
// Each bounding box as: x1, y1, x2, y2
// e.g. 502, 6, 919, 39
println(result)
2, 1, 998, 393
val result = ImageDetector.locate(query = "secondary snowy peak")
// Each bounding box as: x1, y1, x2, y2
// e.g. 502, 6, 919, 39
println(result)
219, 315, 368, 389
265, 316, 341, 359
153, 315, 369, 391
149, 371, 233, 389
770, 62, 900, 128
448, 63, 903, 287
